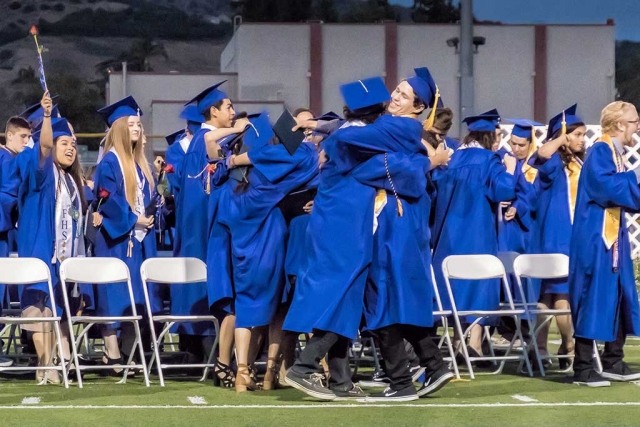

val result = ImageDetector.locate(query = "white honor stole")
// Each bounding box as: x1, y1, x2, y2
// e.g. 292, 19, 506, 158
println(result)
53, 167, 85, 264
109, 148, 148, 243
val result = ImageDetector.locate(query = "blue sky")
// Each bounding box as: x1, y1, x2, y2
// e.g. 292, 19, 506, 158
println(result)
390, 0, 640, 41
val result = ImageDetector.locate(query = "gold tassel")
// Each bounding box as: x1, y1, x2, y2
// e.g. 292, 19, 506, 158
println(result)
127, 234, 133, 258
206, 170, 211, 195
396, 198, 403, 217
561, 111, 567, 136
423, 85, 440, 130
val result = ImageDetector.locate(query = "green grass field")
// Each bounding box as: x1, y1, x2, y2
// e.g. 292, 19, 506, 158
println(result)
2, 338, 640, 426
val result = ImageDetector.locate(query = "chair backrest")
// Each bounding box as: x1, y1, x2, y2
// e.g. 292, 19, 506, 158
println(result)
140, 257, 206, 284
441, 254, 505, 280
513, 253, 569, 280
498, 251, 520, 275
60, 257, 130, 284
0, 258, 51, 285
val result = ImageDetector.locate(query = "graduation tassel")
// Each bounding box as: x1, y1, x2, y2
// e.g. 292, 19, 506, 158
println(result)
561, 111, 567, 136
127, 233, 133, 258
423, 85, 440, 130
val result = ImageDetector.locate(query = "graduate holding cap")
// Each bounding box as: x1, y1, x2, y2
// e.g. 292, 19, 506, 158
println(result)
92, 95, 161, 370
527, 104, 586, 369
208, 111, 318, 392
569, 101, 640, 386
431, 108, 518, 362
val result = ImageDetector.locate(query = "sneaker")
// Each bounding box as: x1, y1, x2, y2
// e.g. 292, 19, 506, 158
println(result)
365, 385, 418, 402
410, 365, 425, 382
333, 384, 367, 401
0, 357, 13, 368
358, 369, 390, 388
600, 361, 640, 382
285, 371, 336, 400
573, 369, 611, 387
417, 367, 454, 397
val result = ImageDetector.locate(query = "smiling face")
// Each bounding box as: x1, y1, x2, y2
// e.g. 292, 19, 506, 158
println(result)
54, 135, 77, 169
619, 105, 640, 146
388, 81, 423, 117
127, 115, 142, 143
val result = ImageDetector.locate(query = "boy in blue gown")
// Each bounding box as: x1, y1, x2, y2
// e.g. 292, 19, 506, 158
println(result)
569, 101, 640, 386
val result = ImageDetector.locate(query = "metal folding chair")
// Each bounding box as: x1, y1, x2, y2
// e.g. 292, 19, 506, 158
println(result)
59, 257, 150, 388
430, 264, 460, 379
513, 253, 573, 376
441, 254, 533, 379
0, 258, 68, 387
140, 257, 219, 387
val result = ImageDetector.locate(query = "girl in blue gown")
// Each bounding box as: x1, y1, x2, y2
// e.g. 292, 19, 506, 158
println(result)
431, 111, 517, 359
93, 97, 160, 368
527, 105, 586, 365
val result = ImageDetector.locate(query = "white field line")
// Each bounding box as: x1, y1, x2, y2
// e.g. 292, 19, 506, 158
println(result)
511, 395, 538, 403
1, 402, 640, 409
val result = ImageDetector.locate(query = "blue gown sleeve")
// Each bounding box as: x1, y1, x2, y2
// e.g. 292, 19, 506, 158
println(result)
351, 152, 430, 199
511, 172, 536, 230
486, 154, 516, 203
94, 159, 137, 240
165, 144, 184, 193
247, 143, 313, 183
0, 156, 21, 233
583, 142, 640, 212
528, 151, 563, 191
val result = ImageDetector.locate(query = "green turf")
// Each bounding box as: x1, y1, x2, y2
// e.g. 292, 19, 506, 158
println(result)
2, 336, 640, 426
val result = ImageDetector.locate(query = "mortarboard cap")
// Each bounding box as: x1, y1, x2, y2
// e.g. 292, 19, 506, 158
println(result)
408, 67, 442, 109
507, 118, 543, 139
19, 96, 61, 130
97, 96, 142, 127
547, 104, 582, 140
463, 109, 501, 132
165, 129, 185, 146
273, 109, 305, 155
184, 81, 228, 115
51, 117, 73, 139
311, 111, 343, 121
180, 104, 205, 135
340, 77, 391, 111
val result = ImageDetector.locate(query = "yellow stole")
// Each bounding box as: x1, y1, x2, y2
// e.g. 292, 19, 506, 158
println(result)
566, 158, 581, 220
600, 134, 623, 249
522, 128, 539, 184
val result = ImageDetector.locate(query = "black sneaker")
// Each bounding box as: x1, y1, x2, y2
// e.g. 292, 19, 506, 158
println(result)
573, 369, 611, 387
285, 371, 336, 400
365, 385, 418, 402
600, 361, 640, 382
358, 369, 390, 388
417, 367, 454, 397
410, 365, 425, 382
332, 384, 367, 401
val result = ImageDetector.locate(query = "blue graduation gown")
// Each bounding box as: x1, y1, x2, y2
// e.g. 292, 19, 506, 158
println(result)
284, 116, 430, 338
431, 147, 516, 319
208, 143, 318, 328
171, 128, 213, 335
0, 144, 92, 314
569, 142, 640, 341
93, 153, 161, 321
0, 149, 18, 309
528, 152, 574, 295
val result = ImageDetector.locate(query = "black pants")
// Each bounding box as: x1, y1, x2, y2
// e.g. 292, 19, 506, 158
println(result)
574, 310, 626, 374
375, 324, 444, 391
290, 330, 352, 392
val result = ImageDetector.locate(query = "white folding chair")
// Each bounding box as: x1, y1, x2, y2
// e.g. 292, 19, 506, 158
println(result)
513, 253, 574, 376
59, 257, 150, 388
0, 258, 68, 387
140, 257, 219, 387
441, 254, 533, 379
430, 264, 460, 379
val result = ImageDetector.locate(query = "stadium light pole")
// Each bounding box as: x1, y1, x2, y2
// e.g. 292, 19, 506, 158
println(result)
459, 0, 474, 124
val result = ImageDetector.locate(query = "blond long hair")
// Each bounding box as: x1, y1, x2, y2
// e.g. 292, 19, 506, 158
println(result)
103, 117, 155, 210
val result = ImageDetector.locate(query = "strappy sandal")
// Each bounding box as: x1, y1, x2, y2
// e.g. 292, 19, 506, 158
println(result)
235, 363, 258, 393
263, 357, 281, 391
212, 360, 235, 388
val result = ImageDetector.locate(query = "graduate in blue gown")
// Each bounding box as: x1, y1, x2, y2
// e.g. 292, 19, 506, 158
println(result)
431, 109, 517, 359
209, 111, 318, 392
0, 92, 89, 383
569, 102, 640, 386
527, 104, 586, 365
93, 96, 160, 367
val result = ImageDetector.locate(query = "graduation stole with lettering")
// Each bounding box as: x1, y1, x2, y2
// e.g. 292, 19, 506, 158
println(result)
522, 127, 539, 184
600, 134, 623, 252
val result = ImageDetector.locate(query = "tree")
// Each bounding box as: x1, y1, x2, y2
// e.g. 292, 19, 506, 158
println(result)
95, 38, 169, 75
343, 0, 396, 23
312, 0, 339, 23
412, 0, 460, 23
616, 41, 640, 110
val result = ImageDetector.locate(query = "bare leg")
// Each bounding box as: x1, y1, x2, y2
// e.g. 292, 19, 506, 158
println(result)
248, 326, 266, 366
468, 324, 484, 355
553, 295, 574, 354
102, 327, 121, 360
535, 294, 553, 356
218, 314, 236, 366
234, 327, 255, 392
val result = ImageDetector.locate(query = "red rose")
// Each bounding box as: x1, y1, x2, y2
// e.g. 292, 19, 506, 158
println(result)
98, 188, 110, 199
29, 26, 38, 36
206, 163, 217, 174
164, 164, 175, 174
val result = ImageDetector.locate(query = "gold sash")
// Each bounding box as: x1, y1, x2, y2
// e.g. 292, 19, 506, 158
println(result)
567, 158, 581, 219
600, 134, 623, 249
522, 127, 539, 184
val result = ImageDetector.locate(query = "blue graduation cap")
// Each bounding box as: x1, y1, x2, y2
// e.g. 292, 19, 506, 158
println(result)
97, 96, 142, 127
507, 118, 544, 139
184, 81, 228, 115
165, 129, 185, 146
180, 105, 205, 135
244, 111, 275, 150
51, 117, 73, 139
408, 67, 442, 108
547, 104, 582, 140
312, 111, 343, 121
340, 77, 390, 111
19, 96, 61, 130
463, 109, 501, 132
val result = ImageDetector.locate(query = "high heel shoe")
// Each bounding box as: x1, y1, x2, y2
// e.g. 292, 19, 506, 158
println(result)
212, 360, 235, 388
235, 363, 258, 393
263, 357, 281, 391
558, 346, 574, 371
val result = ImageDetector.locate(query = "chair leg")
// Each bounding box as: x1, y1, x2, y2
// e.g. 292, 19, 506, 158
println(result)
483, 326, 498, 366
441, 318, 460, 379
148, 318, 165, 387
52, 321, 69, 388
67, 320, 84, 388
133, 320, 150, 387
593, 341, 603, 374
512, 315, 533, 377
453, 315, 475, 379
201, 320, 221, 382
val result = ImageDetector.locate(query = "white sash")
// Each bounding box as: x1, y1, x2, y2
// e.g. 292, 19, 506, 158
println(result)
53, 167, 85, 263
